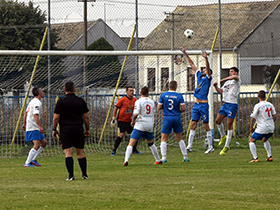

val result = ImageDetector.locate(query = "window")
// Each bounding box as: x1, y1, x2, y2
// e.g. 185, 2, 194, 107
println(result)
161, 67, 169, 91
187, 67, 195, 91
251, 65, 265, 84
221, 68, 230, 79
147, 68, 155, 91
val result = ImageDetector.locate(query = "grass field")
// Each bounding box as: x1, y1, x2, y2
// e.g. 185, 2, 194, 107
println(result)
1, 138, 280, 210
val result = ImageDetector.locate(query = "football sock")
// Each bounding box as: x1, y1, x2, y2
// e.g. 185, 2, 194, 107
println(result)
263, 141, 272, 158
188, 130, 195, 148
179, 140, 188, 159
217, 123, 225, 137
149, 143, 161, 162
206, 131, 212, 147
225, 130, 233, 148
113, 137, 123, 151
249, 142, 257, 159
124, 145, 133, 162
78, 157, 87, 177
160, 142, 167, 160
32, 146, 44, 161
25, 148, 37, 164
133, 140, 139, 152
65, 157, 74, 178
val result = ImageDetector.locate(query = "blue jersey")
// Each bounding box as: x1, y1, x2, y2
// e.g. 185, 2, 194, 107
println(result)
194, 71, 212, 100
158, 91, 184, 116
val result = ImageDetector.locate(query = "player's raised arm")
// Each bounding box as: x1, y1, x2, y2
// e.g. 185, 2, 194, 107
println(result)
202, 51, 211, 77
213, 82, 223, 94
180, 47, 197, 73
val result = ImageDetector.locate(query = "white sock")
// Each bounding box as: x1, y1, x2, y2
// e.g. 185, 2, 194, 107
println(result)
32, 146, 44, 161
124, 145, 133, 162
217, 123, 225, 137
25, 148, 37, 164
149, 144, 161, 162
160, 142, 167, 160
249, 142, 258, 159
206, 131, 212, 147
264, 141, 272, 157
179, 140, 188, 159
225, 130, 233, 148
188, 130, 195, 148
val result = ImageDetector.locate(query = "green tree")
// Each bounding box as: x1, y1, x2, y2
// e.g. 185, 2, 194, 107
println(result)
86, 37, 127, 88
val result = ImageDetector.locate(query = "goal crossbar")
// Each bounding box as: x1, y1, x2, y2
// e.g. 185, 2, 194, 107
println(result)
0, 50, 212, 56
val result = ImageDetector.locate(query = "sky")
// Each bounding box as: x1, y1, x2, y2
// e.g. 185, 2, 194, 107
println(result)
22, 0, 275, 37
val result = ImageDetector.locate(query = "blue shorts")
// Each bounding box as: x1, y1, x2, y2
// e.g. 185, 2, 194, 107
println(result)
161, 115, 183, 134
131, 129, 153, 141
251, 132, 273, 141
218, 103, 238, 119
191, 103, 209, 123
26, 130, 45, 142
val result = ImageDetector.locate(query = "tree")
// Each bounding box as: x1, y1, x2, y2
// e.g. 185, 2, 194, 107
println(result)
0, 0, 59, 50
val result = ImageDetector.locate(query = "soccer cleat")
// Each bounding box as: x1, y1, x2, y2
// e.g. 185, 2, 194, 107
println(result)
82, 176, 89, 179
266, 157, 273, 162
250, 158, 259, 163
66, 177, 75, 181
161, 159, 167, 163
132, 150, 143, 154
111, 151, 116, 156
154, 161, 163, 165
31, 160, 41, 166
205, 147, 214, 154
183, 158, 190, 162
123, 161, 128, 166
219, 147, 229, 155
218, 135, 227, 146
186, 147, 192, 152
24, 163, 36, 167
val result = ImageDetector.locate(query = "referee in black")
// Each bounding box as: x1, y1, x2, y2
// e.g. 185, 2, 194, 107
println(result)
53, 81, 90, 181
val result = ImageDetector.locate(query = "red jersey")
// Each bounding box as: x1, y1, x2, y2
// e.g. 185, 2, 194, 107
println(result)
116, 96, 137, 122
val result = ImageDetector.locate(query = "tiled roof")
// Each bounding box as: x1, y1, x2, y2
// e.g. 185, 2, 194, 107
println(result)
139, 1, 280, 50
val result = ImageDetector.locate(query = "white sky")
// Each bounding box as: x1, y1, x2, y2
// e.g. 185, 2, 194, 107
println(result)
25, 0, 275, 37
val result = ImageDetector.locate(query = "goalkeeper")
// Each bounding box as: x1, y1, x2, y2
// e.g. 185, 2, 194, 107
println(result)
110, 86, 142, 156
181, 47, 214, 154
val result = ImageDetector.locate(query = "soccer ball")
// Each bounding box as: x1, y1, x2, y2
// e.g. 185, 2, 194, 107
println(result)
184, 29, 194, 39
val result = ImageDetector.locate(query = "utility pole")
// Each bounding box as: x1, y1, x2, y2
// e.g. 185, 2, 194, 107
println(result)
164, 12, 183, 81
78, 0, 96, 92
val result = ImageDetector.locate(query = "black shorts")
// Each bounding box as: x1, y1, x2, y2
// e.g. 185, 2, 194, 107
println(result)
60, 126, 85, 150
118, 121, 133, 134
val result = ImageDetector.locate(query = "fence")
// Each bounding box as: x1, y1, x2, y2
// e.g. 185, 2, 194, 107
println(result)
0, 91, 279, 157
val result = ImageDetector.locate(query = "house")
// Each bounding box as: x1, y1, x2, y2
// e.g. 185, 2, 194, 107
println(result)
50, 19, 136, 91
138, 0, 280, 93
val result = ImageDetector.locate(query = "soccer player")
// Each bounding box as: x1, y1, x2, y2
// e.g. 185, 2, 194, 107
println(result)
110, 86, 141, 156
53, 81, 90, 181
249, 90, 276, 162
213, 67, 241, 155
22, 87, 47, 167
123, 86, 161, 166
181, 47, 213, 154
158, 80, 189, 162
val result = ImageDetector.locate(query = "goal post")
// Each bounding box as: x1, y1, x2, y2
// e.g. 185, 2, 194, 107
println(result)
0, 49, 213, 157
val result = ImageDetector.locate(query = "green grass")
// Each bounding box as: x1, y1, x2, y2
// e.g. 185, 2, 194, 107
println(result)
1, 139, 280, 210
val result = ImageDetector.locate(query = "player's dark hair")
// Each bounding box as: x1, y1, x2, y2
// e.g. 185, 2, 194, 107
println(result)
126, 86, 134, 91
140, 86, 149, 96
209, 69, 213, 75
32, 86, 41, 96
258, 90, 266, 99
65, 81, 75, 92
169, 81, 177, 90
230, 67, 239, 73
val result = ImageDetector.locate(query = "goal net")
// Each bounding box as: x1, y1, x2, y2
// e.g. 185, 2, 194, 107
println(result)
0, 50, 213, 157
